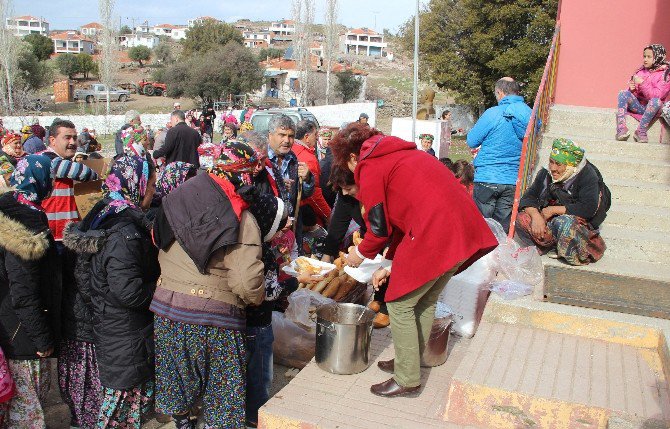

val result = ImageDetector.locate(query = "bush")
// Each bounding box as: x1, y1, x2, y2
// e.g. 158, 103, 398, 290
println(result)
128, 46, 151, 67
335, 71, 363, 103
56, 53, 80, 79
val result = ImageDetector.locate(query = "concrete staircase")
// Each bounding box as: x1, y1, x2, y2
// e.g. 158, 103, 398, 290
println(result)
536, 104, 670, 317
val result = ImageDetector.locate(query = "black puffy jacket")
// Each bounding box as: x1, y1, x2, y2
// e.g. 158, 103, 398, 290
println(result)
85, 204, 160, 390
0, 191, 61, 360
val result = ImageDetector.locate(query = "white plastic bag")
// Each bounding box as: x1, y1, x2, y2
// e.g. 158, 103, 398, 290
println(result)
284, 289, 335, 330
489, 280, 534, 300
493, 243, 544, 289
272, 311, 315, 369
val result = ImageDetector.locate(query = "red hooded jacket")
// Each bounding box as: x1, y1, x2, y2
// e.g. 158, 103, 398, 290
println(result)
292, 141, 332, 224
355, 135, 498, 301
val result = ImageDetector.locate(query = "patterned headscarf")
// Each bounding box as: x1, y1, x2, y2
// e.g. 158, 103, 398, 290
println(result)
210, 140, 262, 188
550, 138, 585, 167
1, 133, 20, 151
20, 125, 32, 143
0, 154, 14, 177
645, 44, 669, 70
10, 154, 52, 207
91, 154, 150, 229
121, 126, 147, 157
239, 122, 254, 132
419, 134, 434, 141
155, 161, 196, 200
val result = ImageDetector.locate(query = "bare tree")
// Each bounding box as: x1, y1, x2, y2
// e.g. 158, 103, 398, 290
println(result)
98, 0, 117, 116
0, 0, 19, 112
292, 0, 315, 105
324, 0, 338, 105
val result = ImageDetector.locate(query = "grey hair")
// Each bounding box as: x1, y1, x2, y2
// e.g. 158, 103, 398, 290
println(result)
494, 78, 521, 96
124, 110, 141, 124
171, 110, 186, 122
295, 119, 317, 140
268, 114, 295, 135
239, 131, 269, 155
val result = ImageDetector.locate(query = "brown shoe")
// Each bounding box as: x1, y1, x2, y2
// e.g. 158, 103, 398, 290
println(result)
368, 300, 381, 313
373, 312, 390, 329
370, 378, 420, 397
378, 359, 394, 373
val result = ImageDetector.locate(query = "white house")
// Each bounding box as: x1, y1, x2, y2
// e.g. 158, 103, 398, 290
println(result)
340, 28, 387, 57
120, 33, 160, 49
51, 31, 95, 55
187, 16, 220, 28
6, 15, 49, 36
270, 19, 295, 42
80, 22, 102, 38
152, 24, 187, 40
243, 29, 271, 48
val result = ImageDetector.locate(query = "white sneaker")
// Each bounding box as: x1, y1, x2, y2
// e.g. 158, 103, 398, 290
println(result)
546, 250, 560, 259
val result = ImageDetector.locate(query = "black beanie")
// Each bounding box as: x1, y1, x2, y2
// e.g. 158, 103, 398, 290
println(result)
249, 193, 288, 242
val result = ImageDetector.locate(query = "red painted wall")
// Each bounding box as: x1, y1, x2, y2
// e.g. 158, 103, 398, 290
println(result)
554, 0, 670, 108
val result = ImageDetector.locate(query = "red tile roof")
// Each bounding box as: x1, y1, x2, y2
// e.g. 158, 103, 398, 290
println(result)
13, 15, 46, 22
50, 32, 94, 43
349, 28, 379, 36
81, 22, 103, 29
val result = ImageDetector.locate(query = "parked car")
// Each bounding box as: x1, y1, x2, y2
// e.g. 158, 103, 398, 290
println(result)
250, 108, 320, 135
74, 84, 130, 103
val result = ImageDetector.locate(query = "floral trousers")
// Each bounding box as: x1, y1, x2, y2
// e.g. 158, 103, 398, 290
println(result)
0, 359, 51, 429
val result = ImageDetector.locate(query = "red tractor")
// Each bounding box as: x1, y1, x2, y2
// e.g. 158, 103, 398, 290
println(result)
136, 80, 168, 97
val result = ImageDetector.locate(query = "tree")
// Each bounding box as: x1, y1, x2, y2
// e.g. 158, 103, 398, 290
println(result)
17, 42, 52, 89
324, 0, 338, 104
335, 71, 363, 103
0, 0, 20, 111
164, 41, 263, 100
257, 47, 284, 61
153, 42, 173, 64
293, 0, 316, 105
98, 0, 118, 116
24, 33, 54, 61
181, 21, 244, 56
77, 53, 96, 79
56, 53, 80, 79
120, 25, 132, 34
128, 45, 151, 67
403, 0, 558, 110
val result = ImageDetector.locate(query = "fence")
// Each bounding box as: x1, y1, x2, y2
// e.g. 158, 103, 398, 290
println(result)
507, 20, 562, 238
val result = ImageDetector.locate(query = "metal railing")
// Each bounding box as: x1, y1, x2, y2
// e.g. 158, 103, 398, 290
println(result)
507, 20, 562, 238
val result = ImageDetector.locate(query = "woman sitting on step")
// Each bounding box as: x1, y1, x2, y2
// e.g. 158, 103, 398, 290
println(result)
515, 138, 610, 266
616, 44, 670, 143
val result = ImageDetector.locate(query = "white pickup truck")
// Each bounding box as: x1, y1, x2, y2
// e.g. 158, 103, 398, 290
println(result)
74, 84, 130, 103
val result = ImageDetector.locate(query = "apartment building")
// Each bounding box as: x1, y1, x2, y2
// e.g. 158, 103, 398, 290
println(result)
340, 28, 387, 57
51, 31, 95, 54
6, 15, 49, 36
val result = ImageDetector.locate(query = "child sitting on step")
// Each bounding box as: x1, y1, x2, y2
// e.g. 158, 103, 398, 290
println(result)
616, 44, 670, 143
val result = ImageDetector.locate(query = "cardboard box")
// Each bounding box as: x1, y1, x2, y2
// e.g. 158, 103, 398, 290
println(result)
80, 158, 111, 178
74, 180, 103, 218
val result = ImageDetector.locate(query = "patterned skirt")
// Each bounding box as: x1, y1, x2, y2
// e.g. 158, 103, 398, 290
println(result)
154, 316, 247, 428
97, 380, 154, 429
0, 359, 51, 429
516, 212, 606, 265
58, 339, 102, 429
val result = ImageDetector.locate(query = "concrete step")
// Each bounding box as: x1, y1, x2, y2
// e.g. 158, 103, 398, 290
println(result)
444, 322, 670, 429
599, 224, 670, 264
547, 104, 670, 144
543, 253, 670, 284
606, 203, 670, 232
578, 153, 670, 184
543, 132, 670, 163
607, 178, 670, 209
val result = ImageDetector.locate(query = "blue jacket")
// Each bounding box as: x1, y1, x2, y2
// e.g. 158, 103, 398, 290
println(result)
466, 95, 531, 185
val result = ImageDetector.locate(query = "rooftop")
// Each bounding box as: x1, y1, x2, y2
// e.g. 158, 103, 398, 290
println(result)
50, 31, 94, 43
80, 22, 103, 29
348, 27, 381, 36
11, 15, 47, 22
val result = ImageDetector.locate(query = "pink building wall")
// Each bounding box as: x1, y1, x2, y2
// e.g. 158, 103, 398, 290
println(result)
554, 0, 670, 108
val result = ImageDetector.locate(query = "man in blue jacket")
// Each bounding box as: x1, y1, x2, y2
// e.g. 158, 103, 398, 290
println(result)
466, 78, 531, 233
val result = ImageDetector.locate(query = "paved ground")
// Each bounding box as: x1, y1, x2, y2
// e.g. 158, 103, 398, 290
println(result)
43, 360, 296, 428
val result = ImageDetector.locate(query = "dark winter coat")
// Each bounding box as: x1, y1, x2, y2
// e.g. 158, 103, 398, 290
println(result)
152, 122, 201, 168
86, 205, 160, 390
321, 193, 366, 258
0, 190, 61, 360
519, 161, 610, 228
61, 222, 105, 343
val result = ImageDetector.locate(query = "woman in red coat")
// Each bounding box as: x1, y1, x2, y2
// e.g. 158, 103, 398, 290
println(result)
330, 123, 497, 397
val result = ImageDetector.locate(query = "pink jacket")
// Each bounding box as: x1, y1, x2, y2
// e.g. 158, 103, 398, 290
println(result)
632, 65, 670, 104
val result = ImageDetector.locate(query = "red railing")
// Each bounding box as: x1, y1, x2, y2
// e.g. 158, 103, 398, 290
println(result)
507, 20, 562, 238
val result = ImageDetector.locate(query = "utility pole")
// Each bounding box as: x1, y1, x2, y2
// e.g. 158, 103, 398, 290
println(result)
372, 11, 380, 32
411, 0, 419, 140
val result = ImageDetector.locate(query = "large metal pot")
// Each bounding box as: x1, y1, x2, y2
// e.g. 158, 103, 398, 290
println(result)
315, 303, 376, 375
421, 316, 453, 367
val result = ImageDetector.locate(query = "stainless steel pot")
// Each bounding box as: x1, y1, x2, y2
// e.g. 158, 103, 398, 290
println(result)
315, 303, 376, 375
421, 316, 453, 367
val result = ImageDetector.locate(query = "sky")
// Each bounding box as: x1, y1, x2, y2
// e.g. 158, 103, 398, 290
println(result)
16, 0, 425, 34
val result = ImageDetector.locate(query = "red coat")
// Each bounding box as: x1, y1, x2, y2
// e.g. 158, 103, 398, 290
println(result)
292, 142, 332, 223
355, 136, 498, 301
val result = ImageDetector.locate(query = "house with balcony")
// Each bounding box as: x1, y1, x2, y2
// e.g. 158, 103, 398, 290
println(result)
340, 28, 387, 57
152, 24, 188, 40
5, 15, 49, 36
120, 33, 160, 49
243, 29, 271, 48
51, 31, 95, 55
187, 16, 220, 27
270, 19, 295, 43
80, 22, 102, 39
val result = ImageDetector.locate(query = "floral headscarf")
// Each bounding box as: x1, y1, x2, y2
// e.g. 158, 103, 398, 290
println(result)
209, 140, 261, 188
10, 154, 52, 208
121, 126, 147, 157
155, 161, 196, 201
419, 134, 435, 141
239, 122, 254, 132
645, 44, 670, 70
91, 154, 150, 229
0, 154, 14, 177
2, 133, 21, 156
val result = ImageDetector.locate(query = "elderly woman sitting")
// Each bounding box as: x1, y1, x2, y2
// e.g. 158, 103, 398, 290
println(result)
515, 138, 609, 265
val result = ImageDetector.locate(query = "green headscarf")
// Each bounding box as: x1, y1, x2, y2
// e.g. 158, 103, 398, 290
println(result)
550, 138, 584, 167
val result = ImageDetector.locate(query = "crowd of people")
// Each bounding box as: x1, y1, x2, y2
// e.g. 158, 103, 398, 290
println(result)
0, 65, 629, 427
